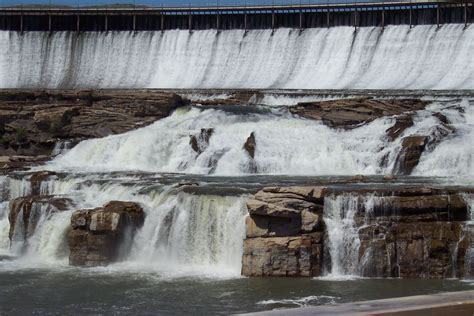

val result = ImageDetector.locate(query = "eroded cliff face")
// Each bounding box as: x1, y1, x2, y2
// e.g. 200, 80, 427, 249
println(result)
242, 185, 473, 278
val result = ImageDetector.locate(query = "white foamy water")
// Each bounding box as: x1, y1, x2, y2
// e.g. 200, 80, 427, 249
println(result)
47, 99, 473, 178
1, 25, 473, 89
415, 99, 474, 177
257, 295, 338, 307
0, 175, 248, 277
322, 194, 362, 279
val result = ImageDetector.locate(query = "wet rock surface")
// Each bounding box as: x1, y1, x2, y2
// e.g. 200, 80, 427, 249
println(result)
289, 98, 429, 129
393, 136, 429, 175
8, 195, 72, 242
243, 186, 326, 277
68, 201, 145, 267
190, 128, 214, 154
242, 185, 472, 278
0, 90, 187, 157
242, 232, 323, 277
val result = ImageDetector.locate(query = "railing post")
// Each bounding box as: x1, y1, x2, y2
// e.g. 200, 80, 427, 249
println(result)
436, 4, 440, 28
327, 10, 330, 28
465, 2, 468, 27
105, 15, 108, 32
188, 12, 192, 30
244, 12, 247, 31
216, 12, 220, 30
381, 8, 385, 30
161, 13, 164, 31
299, 10, 303, 30
48, 14, 52, 33
133, 15, 136, 32
76, 14, 80, 32
272, 10, 275, 31
354, 9, 357, 29
409, 5, 412, 29
20, 14, 23, 33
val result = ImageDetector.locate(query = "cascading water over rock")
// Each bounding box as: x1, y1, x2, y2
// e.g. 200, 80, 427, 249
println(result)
47, 99, 473, 178
0, 174, 248, 276
1, 25, 473, 89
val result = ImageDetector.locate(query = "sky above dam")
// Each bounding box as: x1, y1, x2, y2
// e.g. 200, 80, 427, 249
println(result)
0, 0, 364, 7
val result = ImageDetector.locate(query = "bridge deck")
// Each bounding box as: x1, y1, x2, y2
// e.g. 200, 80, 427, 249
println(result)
0, 1, 471, 31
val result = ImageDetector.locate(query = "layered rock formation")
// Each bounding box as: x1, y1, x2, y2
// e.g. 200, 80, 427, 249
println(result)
242, 185, 472, 278
289, 98, 429, 129
0, 90, 187, 157
242, 186, 325, 276
8, 195, 72, 243
68, 201, 145, 267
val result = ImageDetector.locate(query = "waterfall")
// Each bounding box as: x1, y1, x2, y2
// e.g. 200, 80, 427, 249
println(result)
414, 99, 474, 177
127, 193, 247, 277
0, 201, 10, 255
47, 99, 473, 178
51, 140, 74, 156
463, 194, 474, 278
322, 194, 361, 279
0, 174, 248, 276
1, 25, 473, 89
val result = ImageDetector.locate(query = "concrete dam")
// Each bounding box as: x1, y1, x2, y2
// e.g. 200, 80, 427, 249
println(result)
0, 1, 473, 89
0, 1, 472, 31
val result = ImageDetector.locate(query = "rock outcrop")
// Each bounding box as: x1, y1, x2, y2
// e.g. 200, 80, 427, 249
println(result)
289, 98, 428, 129
242, 185, 472, 278
190, 128, 214, 154
68, 201, 145, 267
0, 90, 187, 157
393, 136, 428, 175
356, 191, 469, 278
8, 195, 72, 242
243, 132, 256, 159
242, 186, 325, 276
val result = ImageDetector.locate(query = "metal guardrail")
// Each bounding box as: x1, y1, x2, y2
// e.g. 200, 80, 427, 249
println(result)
0, 0, 471, 15
0, 0, 469, 10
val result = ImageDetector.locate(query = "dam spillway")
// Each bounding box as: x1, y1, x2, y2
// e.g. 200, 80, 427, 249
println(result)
0, 1, 474, 314
0, 1, 472, 32
1, 25, 473, 89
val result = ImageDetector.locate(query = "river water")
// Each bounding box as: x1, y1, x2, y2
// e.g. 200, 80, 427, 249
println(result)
0, 50, 474, 315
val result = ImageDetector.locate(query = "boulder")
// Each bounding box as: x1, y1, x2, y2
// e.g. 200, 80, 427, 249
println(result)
385, 113, 415, 141
242, 233, 323, 277
8, 195, 72, 242
243, 132, 256, 159
245, 186, 324, 238
393, 135, 428, 175
68, 201, 145, 267
189, 128, 214, 154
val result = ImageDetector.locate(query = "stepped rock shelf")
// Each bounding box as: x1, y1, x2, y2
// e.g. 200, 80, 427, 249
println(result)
2, 170, 473, 277
243, 185, 473, 278
0, 89, 472, 282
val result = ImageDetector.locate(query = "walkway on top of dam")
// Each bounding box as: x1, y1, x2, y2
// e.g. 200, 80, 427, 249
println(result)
0, 0, 472, 31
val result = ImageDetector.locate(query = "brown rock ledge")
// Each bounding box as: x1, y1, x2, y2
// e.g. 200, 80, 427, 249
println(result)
0, 89, 188, 157
68, 201, 145, 267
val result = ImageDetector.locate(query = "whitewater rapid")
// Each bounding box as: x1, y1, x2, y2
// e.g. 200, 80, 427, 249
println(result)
0, 174, 248, 276
1, 24, 473, 89
48, 98, 473, 178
